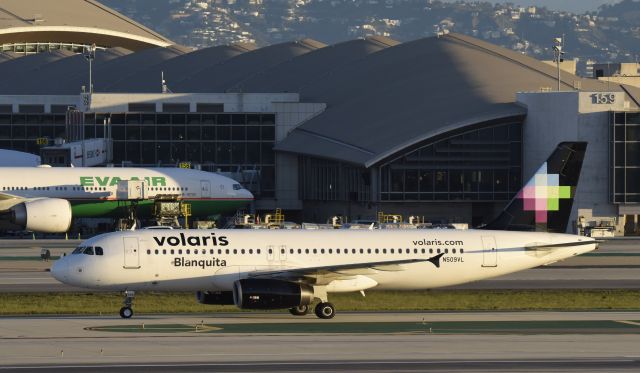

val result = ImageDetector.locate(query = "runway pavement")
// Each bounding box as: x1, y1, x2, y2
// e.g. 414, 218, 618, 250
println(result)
0, 238, 638, 292
1, 312, 640, 371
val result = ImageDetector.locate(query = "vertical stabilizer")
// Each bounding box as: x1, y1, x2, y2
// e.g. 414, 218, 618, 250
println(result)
483, 142, 587, 233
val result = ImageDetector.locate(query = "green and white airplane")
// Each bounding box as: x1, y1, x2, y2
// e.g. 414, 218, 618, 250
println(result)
0, 167, 253, 233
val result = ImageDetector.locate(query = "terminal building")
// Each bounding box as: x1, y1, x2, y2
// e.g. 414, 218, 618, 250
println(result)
1, 0, 640, 234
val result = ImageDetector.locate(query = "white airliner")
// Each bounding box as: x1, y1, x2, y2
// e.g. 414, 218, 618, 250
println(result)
51, 143, 596, 319
0, 167, 253, 233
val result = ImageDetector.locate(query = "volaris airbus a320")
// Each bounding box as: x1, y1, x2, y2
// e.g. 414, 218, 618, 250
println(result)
52, 143, 596, 319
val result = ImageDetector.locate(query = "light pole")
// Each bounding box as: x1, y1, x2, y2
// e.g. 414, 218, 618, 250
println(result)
553, 37, 564, 91
84, 44, 96, 94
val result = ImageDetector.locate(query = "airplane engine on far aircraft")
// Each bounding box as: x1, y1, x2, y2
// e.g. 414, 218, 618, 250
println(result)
10, 198, 72, 233
233, 279, 314, 310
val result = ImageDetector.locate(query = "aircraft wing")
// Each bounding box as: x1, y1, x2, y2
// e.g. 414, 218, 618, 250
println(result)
0, 191, 20, 200
0, 191, 24, 211
249, 253, 445, 284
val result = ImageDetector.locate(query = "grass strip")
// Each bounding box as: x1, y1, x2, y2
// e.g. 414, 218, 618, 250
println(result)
1, 289, 639, 315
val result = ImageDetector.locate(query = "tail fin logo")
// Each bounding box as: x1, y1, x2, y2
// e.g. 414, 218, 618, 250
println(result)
517, 162, 572, 223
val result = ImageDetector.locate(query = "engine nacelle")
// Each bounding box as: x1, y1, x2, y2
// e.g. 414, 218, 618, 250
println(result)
233, 279, 314, 310
196, 291, 235, 305
10, 199, 72, 233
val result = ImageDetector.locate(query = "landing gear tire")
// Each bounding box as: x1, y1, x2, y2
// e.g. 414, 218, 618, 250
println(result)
314, 302, 336, 319
289, 305, 309, 316
119, 307, 133, 319
120, 290, 135, 318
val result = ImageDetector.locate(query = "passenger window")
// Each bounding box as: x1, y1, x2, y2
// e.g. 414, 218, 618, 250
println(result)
452, 249, 456, 253
461, 249, 464, 253
162, 249, 167, 255
298, 249, 302, 254
268, 249, 272, 254
241, 249, 245, 254
321, 249, 325, 254
171, 249, 175, 254
352, 249, 356, 254
313, 249, 317, 254
155, 249, 159, 255
233, 249, 237, 254
147, 249, 151, 255
329, 249, 333, 254
210, 249, 214, 254
383, 249, 387, 254
360, 249, 364, 254
218, 249, 222, 254
194, 249, 199, 254
337, 249, 340, 254
421, 249, 425, 254
437, 249, 441, 254
305, 249, 309, 254
430, 249, 433, 254
249, 249, 253, 254
375, 249, 379, 254
95, 247, 103, 256
391, 248, 394, 254
186, 249, 190, 254
445, 249, 449, 253
367, 249, 371, 254
257, 249, 261, 254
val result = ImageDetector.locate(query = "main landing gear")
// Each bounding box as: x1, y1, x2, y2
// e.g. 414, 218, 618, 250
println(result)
119, 290, 135, 319
288, 302, 336, 319
314, 302, 336, 319
288, 286, 336, 319
289, 305, 309, 316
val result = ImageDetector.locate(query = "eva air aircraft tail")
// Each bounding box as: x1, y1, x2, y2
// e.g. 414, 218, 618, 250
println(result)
0, 167, 253, 232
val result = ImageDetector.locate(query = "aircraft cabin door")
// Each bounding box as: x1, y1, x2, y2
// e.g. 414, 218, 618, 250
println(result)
279, 245, 287, 262
481, 236, 497, 267
200, 180, 211, 198
123, 237, 141, 269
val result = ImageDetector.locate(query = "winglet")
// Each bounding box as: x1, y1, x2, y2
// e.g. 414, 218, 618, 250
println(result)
427, 252, 445, 268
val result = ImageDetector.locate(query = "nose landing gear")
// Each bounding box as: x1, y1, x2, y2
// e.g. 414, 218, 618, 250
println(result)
119, 290, 135, 319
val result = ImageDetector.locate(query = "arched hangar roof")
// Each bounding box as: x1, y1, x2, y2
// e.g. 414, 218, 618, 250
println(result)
0, 47, 131, 94
110, 43, 257, 93
0, 0, 172, 50
224, 36, 400, 95
274, 33, 618, 167
173, 39, 327, 93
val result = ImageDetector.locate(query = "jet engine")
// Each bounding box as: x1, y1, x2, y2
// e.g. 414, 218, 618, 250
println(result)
233, 279, 314, 310
196, 291, 235, 305
10, 199, 72, 233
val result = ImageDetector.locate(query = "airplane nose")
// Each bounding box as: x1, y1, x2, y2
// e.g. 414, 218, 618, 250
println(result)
50, 258, 67, 283
243, 189, 254, 200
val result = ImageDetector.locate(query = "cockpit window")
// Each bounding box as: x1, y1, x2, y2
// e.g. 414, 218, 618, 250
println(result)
71, 246, 97, 255
233, 184, 243, 190
95, 247, 103, 256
